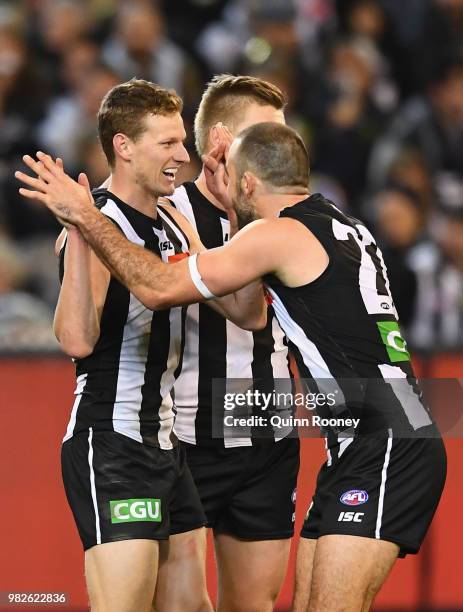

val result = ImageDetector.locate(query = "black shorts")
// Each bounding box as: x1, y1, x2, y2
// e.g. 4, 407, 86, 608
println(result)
301, 435, 447, 556
61, 429, 206, 550
181, 437, 300, 540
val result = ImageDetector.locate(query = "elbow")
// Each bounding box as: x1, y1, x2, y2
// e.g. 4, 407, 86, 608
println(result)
59, 340, 95, 359
237, 309, 268, 332
54, 329, 96, 359
137, 287, 180, 311
138, 290, 169, 311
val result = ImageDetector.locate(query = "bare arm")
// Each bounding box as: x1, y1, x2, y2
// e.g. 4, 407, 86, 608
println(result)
16, 152, 327, 322
54, 227, 110, 358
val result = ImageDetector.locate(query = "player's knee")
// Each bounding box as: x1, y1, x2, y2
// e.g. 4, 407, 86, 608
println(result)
219, 585, 278, 612
220, 600, 274, 612
170, 530, 206, 562
159, 599, 212, 612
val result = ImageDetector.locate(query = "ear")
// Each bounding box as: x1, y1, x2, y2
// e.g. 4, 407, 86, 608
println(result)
208, 122, 223, 152
241, 171, 258, 198
113, 133, 132, 163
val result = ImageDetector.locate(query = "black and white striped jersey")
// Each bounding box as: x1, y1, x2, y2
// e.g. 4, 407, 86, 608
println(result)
60, 189, 190, 450
265, 194, 434, 462
168, 182, 293, 447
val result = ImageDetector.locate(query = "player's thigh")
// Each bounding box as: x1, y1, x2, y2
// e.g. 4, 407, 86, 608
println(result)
154, 446, 211, 611
85, 539, 159, 612
154, 528, 211, 612
214, 534, 291, 611
309, 534, 398, 612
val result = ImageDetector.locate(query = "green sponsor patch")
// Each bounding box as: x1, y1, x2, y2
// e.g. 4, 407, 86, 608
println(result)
110, 498, 162, 524
377, 321, 410, 362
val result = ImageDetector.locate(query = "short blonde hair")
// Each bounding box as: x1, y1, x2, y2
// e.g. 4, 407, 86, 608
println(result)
194, 74, 287, 156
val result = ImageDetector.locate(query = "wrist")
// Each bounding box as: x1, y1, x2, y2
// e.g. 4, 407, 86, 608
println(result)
78, 205, 102, 232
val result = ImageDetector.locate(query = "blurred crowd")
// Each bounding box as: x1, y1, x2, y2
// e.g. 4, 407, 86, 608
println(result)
0, 0, 462, 353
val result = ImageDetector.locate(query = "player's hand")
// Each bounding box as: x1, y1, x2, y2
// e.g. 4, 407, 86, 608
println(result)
49, 157, 73, 231
211, 122, 234, 160
202, 139, 239, 236
15, 151, 94, 227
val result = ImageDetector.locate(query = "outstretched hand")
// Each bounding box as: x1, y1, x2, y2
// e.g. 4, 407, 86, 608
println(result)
15, 151, 94, 228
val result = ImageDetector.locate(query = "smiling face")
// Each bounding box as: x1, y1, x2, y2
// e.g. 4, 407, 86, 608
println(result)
129, 112, 189, 198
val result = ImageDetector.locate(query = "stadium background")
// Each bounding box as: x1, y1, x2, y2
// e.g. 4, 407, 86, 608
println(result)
0, 0, 462, 610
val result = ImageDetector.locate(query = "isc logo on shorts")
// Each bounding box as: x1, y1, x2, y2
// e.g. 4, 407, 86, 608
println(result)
110, 498, 162, 523
338, 511, 364, 522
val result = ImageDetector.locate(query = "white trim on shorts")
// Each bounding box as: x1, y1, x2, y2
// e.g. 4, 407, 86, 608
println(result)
88, 427, 101, 545
375, 431, 393, 539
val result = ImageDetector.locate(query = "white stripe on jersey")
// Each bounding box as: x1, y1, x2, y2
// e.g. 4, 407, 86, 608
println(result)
158, 207, 190, 252
63, 373, 88, 442
113, 292, 153, 444
270, 315, 290, 378
167, 185, 198, 230
157, 306, 183, 450
378, 364, 432, 429
160, 190, 199, 444
375, 432, 393, 539
101, 200, 145, 245
224, 318, 254, 448
338, 436, 354, 459
270, 315, 293, 441
220, 217, 230, 243
172, 302, 200, 444
268, 288, 345, 400
88, 428, 101, 544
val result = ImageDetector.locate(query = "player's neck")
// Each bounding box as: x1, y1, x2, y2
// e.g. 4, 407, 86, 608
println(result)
258, 192, 309, 218
195, 171, 226, 211
105, 173, 158, 219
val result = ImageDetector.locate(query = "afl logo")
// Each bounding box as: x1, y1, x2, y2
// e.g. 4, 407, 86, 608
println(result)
340, 490, 368, 506
381, 302, 390, 310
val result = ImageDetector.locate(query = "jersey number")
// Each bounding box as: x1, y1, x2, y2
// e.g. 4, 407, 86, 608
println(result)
332, 219, 397, 317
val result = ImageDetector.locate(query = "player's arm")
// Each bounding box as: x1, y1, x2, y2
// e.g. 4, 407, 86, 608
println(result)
76, 213, 281, 309
54, 227, 110, 358
14, 152, 295, 320
158, 201, 267, 330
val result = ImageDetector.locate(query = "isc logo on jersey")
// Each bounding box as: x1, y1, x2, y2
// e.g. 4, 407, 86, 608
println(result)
340, 489, 368, 506
110, 498, 162, 523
